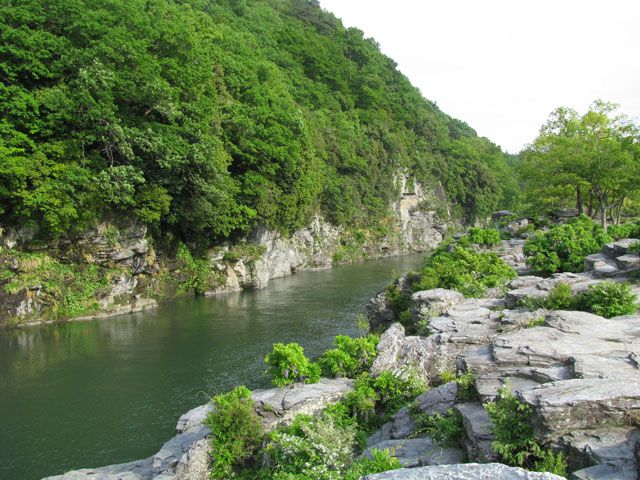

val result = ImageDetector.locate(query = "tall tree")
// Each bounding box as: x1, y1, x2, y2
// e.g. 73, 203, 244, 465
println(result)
520, 101, 640, 229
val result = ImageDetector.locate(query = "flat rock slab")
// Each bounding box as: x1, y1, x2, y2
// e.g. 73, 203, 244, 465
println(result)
41, 457, 154, 480
361, 463, 567, 479
556, 427, 640, 474
363, 437, 464, 467
520, 378, 640, 438
570, 463, 638, 480
252, 377, 354, 430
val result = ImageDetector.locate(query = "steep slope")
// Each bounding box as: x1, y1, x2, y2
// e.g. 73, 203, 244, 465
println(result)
0, 0, 518, 245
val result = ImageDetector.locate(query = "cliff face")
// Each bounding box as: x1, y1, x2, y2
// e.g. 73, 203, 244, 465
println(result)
0, 178, 452, 327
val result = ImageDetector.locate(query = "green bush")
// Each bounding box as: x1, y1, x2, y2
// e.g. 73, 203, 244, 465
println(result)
414, 408, 464, 448
485, 385, 567, 476
263, 413, 357, 480
466, 227, 501, 246
412, 245, 517, 297
576, 281, 637, 318
440, 369, 477, 401
545, 282, 573, 310
372, 368, 428, 418
264, 343, 321, 387
205, 386, 263, 479
524, 215, 612, 274
319, 334, 379, 378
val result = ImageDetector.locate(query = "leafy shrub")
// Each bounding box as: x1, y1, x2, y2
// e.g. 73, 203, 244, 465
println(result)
264, 343, 321, 387
466, 227, 501, 246
205, 386, 263, 479
628, 242, 640, 255
485, 385, 567, 476
263, 413, 357, 480
372, 368, 428, 417
411, 245, 517, 297
545, 282, 573, 310
524, 215, 612, 274
440, 369, 477, 401
526, 317, 545, 328
576, 281, 637, 318
414, 408, 464, 448
319, 334, 379, 378
344, 449, 402, 480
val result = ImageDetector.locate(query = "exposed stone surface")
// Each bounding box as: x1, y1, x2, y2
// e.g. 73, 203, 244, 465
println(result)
252, 377, 354, 431
43, 378, 353, 480
454, 403, 498, 463
362, 463, 567, 479
363, 438, 464, 467
370, 323, 457, 385
411, 289, 465, 324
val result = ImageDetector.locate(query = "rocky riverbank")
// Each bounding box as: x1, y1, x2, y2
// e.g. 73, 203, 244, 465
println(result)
42, 236, 640, 479
1, 177, 452, 327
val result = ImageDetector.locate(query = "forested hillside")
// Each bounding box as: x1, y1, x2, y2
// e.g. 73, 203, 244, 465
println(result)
0, 0, 518, 247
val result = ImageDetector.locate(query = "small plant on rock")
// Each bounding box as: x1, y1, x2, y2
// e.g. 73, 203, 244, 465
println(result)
414, 408, 464, 448
485, 385, 567, 476
205, 386, 263, 479
319, 334, 379, 379
264, 343, 321, 387
576, 281, 637, 318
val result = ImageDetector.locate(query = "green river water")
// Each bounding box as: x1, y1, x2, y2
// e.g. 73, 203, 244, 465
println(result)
0, 254, 423, 480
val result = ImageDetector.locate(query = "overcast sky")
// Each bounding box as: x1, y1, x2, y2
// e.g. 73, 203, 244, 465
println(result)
318, 0, 640, 154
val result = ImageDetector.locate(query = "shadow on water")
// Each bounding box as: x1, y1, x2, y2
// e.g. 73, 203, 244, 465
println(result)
0, 254, 423, 480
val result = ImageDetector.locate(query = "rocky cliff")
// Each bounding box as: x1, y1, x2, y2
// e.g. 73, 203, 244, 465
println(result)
0, 177, 452, 327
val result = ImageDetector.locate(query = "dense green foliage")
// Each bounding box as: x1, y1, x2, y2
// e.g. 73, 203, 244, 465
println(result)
205, 385, 264, 479
1, 0, 517, 246
386, 242, 516, 322
463, 227, 501, 246
485, 386, 567, 476
577, 282, 637, 318
414, 408, 464, 448
264, 342, 321, 387
519, 101, 640, 228
525, 281, 637, 319
318, 333, 379, 378
524, 215, 612, 274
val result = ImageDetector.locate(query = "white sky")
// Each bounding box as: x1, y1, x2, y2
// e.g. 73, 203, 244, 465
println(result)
319, 0, 640, 154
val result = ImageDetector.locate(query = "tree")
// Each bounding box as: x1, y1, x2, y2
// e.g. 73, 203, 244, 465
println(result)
520, 101, 640, 229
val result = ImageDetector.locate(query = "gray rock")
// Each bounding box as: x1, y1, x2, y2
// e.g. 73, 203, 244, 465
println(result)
361, 463, 567, 479
371, 323, 457, 385
414, 382, 459, 415
454, 403, 498, 463
363, 437, 464, 468
616, 253, 640, 270
367, 421, 394, 446
520, 379, 640, 438
41, 457, 154, 480
556, 428, 640, 475
602, 239, 640, 259
151, 425, 211, 475
176, 404, 215, 433
411, 289, 464, 324
252, 377, 354, 431
367, 289, 397, 331
570, 463, 637, 480
391, 406, 418, 439
493, 210, 516, 222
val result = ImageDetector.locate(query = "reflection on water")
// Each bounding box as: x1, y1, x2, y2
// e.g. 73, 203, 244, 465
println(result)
0, 254, 423, 480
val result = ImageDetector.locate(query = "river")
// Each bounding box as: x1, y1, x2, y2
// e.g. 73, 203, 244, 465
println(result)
0, 254, 423, 480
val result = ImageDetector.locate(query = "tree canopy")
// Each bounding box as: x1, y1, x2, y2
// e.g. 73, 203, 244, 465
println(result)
1, 0, 518, 245
519, 101, 640, 228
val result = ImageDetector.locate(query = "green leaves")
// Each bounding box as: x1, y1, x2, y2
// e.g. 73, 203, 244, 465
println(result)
524, 215, 612, 274
264, 343, 321, 387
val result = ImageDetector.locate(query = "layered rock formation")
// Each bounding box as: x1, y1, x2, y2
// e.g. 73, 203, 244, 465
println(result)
1, 176, 451, 327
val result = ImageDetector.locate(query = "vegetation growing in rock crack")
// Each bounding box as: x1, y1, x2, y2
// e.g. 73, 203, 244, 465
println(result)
485, 385, 567, 476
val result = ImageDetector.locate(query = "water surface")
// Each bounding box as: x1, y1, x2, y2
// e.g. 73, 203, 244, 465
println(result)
0, 254, 422, 480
